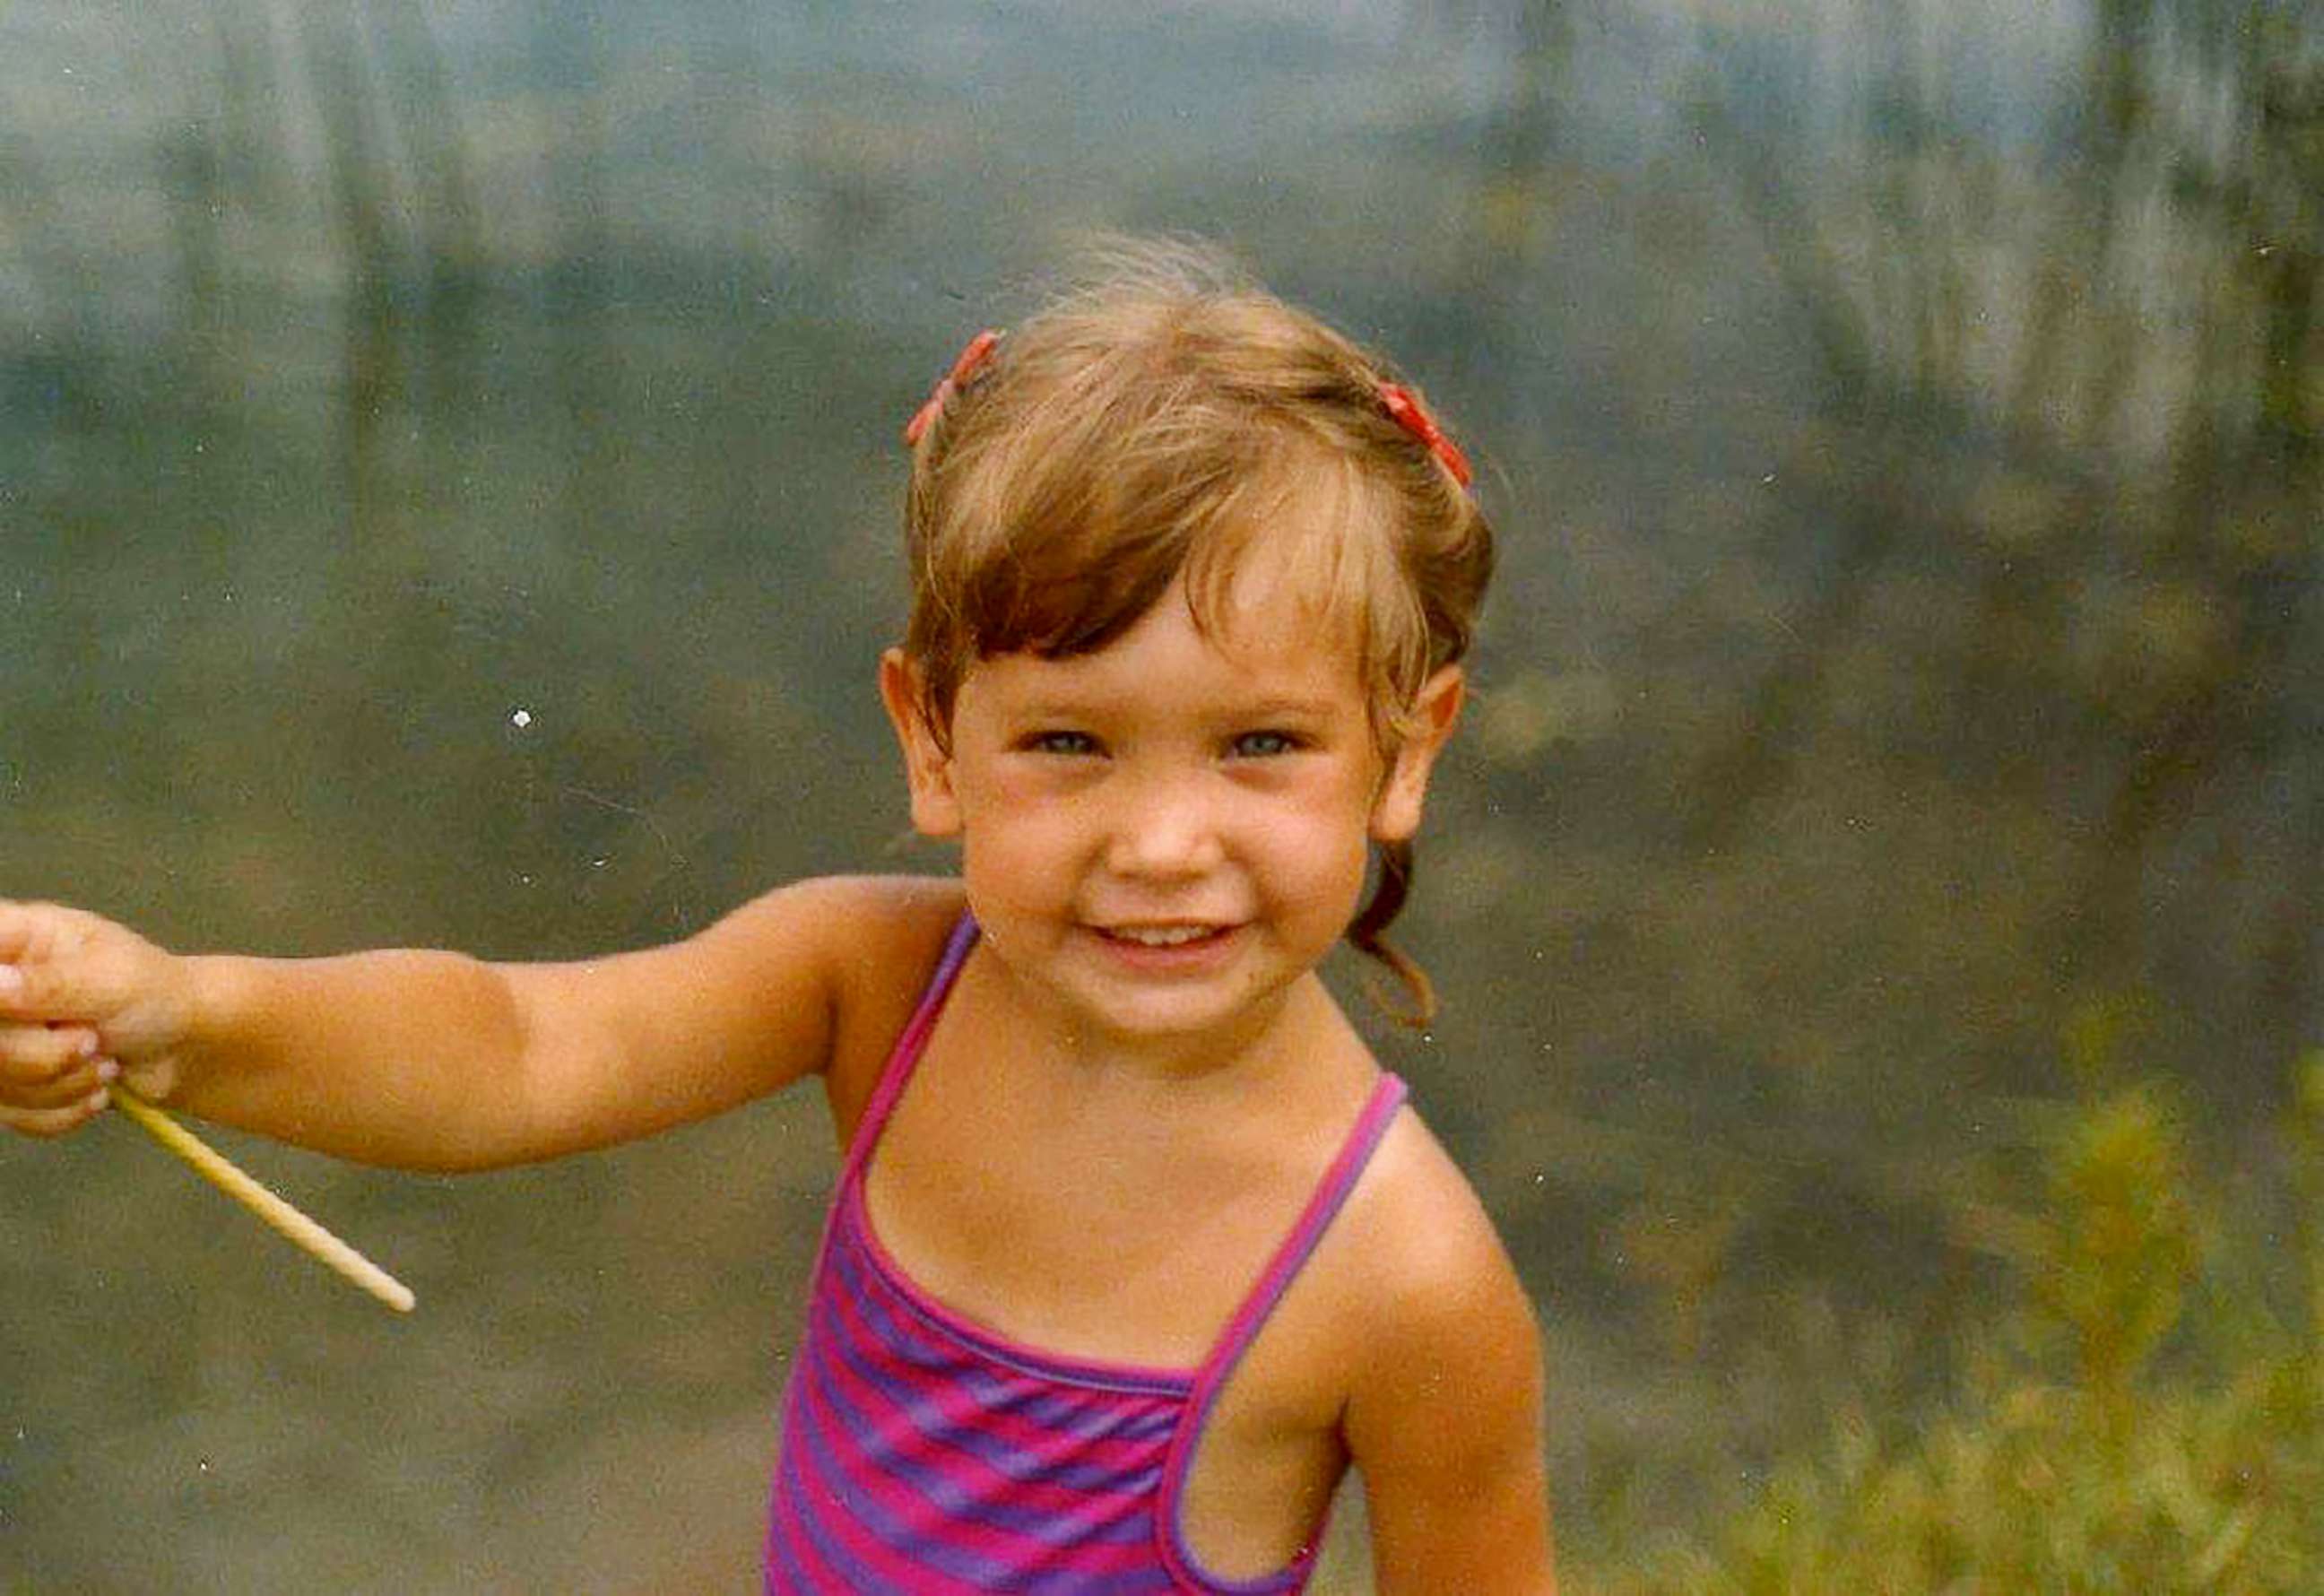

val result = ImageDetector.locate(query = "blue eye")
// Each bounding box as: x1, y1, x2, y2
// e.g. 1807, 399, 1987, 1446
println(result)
1230, 730, 1301, 758
1025, 730, 1099, 756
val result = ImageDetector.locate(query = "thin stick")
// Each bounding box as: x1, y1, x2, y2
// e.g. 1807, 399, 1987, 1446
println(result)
108, 1088, 416, 1314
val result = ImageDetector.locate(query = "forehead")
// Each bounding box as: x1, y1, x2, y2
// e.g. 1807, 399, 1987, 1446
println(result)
1184, 480, 1380, 655
967, 572, 1366, 714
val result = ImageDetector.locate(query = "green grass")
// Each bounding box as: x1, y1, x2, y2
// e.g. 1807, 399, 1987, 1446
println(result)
1579, 1054, 2324, 1595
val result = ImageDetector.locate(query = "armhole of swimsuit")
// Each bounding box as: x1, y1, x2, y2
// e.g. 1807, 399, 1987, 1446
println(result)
1154, 1071, 1410, 1593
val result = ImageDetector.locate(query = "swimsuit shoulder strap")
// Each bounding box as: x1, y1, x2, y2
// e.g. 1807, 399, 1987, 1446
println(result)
839, 912, 980, 1180
1155, 1071, 1410, 1587
1193, 1070, 1410, 1392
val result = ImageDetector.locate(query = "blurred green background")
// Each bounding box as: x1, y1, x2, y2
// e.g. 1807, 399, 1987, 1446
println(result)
2, 1, 2318, 1590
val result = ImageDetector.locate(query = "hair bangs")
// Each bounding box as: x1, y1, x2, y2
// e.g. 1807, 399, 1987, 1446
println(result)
1176, 436, 1433, 742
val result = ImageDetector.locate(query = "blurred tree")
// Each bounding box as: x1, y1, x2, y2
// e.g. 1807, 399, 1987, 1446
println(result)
1672, 0, 2321, 1104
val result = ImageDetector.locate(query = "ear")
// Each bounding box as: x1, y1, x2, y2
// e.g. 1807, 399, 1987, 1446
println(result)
1370, 665, 1464, 844
879, 648, 963, 838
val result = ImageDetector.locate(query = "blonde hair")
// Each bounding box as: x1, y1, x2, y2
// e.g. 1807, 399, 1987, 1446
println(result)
898, 242, 1493, 1021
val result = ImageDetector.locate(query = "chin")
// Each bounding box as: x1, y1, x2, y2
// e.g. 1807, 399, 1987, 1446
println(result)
981, 910, 1330, 1041
1065, 965, 1311, 1050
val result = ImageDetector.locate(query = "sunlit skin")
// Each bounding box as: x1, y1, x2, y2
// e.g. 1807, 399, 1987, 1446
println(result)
880, 568, 1462, 1079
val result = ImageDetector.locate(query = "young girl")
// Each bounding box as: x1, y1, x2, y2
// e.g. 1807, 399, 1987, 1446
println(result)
0, 248, 1557, 1593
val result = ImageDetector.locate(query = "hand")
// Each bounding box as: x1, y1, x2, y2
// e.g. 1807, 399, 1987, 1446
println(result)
0, 900, 194, 1138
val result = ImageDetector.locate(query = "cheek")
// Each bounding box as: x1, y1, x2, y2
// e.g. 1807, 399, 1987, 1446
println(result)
1252, 794, 1376, 909
954, 786, 1082, 886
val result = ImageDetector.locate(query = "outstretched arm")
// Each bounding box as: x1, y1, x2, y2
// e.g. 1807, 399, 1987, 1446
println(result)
0, 876, 932, 1170
1344, 1146, 1558, 1594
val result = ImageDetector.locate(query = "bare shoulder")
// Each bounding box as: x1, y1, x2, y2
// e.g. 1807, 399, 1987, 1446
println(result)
718, 875, 966, 1136
698, 872, 961, 1032
1335, 1098, 1559, 1592
1340, 1104, 1538, 1368
701, 873, 962, 980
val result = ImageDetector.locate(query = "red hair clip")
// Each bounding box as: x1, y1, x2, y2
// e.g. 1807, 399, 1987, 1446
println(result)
1377, 381, 1472, 489
903, 328, 1002, 447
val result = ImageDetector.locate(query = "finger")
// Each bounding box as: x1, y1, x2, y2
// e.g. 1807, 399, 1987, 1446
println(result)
0, 1087, 108, 1140
0, 902, 97, 1008
0, 1024, 106, 1098
1, 1059, 113, 1111
0, 954, 90, 1027
119, 1056, 179, 1102
0, 955, 69, 1021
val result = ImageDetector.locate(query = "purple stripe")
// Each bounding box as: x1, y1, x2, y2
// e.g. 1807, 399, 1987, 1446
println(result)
794, 1331, 1162, 1579
1017, 1560, 1186, 1595
769, 1462, 876, 1592
808, 1316, 1161, 1522
826, 1184, 1158, 1438
768, 1350, 861, 1591
788, 1363, 1028, 1587
830, 1216, 1185, 1441
769, 1422, 902, 1592
811, 1266, 1165, 1495
763, 1481, 823, 1592
841, 1180, 1196, 1397
812, 1271, 1170, 1514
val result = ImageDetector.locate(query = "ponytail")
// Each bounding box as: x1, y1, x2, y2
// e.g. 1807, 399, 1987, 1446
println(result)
1347, 838, 1435, 1028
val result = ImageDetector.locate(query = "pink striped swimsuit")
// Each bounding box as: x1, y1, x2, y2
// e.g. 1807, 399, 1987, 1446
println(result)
765, 915, 1408, 1593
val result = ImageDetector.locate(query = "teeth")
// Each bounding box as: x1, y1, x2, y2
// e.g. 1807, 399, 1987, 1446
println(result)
1111, 924, 1218, 947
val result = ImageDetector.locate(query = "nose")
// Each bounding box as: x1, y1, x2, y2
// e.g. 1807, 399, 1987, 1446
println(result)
1102, 768, 1226, 880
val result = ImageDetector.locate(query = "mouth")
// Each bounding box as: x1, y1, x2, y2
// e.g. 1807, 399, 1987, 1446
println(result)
1091, 922, 1237, 950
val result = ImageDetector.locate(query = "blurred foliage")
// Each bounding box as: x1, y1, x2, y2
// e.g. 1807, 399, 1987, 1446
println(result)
1577, 1050, 2324, 1595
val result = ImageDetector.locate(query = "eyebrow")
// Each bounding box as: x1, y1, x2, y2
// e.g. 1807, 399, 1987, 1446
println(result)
1001, 693, 1345, 724
1233, 696, 1342, 721
1002, 698, 1105, 723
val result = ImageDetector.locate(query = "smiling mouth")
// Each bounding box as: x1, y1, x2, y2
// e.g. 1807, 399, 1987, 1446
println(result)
1095, 923, 1235, 949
